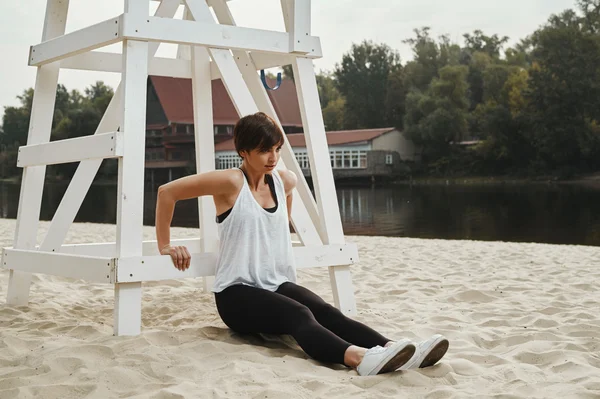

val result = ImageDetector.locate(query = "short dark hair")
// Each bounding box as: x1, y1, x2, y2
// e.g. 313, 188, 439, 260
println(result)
234, 112, 285, 158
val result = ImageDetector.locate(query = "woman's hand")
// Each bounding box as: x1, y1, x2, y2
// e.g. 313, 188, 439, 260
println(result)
160, 245, 191, 271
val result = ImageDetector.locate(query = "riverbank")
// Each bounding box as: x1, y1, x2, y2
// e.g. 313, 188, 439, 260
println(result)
392, 172, 600, 187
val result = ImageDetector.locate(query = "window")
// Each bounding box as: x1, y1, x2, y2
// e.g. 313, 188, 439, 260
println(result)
294, 151, 310, 169
360, 152, 367, 168
386, 154, 393, 165
330, 150, 367, 169
216, 154, 243, 170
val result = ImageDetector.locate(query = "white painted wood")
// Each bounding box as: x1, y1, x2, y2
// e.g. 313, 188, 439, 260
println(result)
114, 0, 149, 335
185, 0, 234, 292
7, 0, 70, 306
292, 57, 357, 315
186, 0, 219, 292
288, 0, 311, 54
60, 51, 290, 81
176, 7, 193, 61
2, 249, 115, 283
116, 244, 357, 282
293, 58, 344, 243
17, 132, 122, 167
280, 0, 292, 31
121, 14, 322, 58
29, 16, 122, 66
250, 53, 294, 71
38, 87, 121, 253
55, 238, 303, 258
39, 0, 181, 255
61, 52, 195, 78
209, 0, 323, 247
58, 238, 205, 257
152, 0, 234, 3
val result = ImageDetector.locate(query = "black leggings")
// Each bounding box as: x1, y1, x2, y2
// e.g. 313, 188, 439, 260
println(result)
214, 282, 390, 365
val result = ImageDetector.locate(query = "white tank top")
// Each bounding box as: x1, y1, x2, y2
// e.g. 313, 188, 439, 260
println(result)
212, 169, 296, 293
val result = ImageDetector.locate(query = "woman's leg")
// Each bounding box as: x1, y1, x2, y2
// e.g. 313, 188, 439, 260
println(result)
276, 282, 391, 349
214, 284, 352, 365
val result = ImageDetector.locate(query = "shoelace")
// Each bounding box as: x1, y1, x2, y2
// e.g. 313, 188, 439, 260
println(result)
366, 345, 387, 355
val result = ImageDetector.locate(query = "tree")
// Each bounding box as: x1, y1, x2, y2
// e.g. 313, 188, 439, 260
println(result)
386, 67, 407, 129
404, 65, 470, 161
525, 8, 600, 172
0, 82, 116, 179
315, 71, 345, 130
334, 40, 401, 129
462, 30, 509, 59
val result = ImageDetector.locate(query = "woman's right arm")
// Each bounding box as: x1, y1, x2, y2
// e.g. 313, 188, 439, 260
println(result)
155, 170, 239, 270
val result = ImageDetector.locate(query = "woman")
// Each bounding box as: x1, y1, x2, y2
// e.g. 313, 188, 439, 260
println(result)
155, 112, 448, 376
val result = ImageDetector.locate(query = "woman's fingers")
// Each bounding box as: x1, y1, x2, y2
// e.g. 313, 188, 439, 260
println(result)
166, 246, 191, 271
173, 247, 182, 270
183, 247, 191, 269
177, 246, 185, 270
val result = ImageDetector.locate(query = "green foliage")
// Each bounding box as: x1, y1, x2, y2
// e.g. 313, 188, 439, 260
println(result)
0, 81, 114, 179
334, 40, 402, 129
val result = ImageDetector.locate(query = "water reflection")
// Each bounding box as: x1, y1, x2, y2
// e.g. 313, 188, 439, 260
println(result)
337, 184, 600, 246
0, 181, 599, 246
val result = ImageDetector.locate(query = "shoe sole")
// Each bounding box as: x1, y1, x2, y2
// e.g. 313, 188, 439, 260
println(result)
419, 338, 449, 368
378, 343, 416, 374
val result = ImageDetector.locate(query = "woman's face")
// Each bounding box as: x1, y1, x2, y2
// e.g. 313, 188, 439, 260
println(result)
241, 144, 282, 172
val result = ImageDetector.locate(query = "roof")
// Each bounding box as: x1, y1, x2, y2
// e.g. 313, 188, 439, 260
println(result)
214, 127, 397, 151
149, 76, 303, 127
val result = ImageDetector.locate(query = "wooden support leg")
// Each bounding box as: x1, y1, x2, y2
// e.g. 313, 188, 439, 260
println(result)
113, 0, 149, 335
7, 0, 70, 306
292, 56, 357, 316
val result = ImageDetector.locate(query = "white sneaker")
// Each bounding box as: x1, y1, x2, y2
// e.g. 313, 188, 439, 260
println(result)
398, 334, 449, 370
356, 339, 415, 376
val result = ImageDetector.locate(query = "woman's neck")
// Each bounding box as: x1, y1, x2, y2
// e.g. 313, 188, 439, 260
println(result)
240, 163, 268, 190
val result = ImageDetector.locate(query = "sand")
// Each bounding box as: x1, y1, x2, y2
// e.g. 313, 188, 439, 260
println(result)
0, 218, 599, 398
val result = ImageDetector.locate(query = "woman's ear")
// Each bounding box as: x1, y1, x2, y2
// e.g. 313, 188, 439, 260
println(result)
238, 150, 246, 159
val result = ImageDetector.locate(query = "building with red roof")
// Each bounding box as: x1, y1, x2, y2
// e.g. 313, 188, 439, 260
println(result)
144, 76, 420, 182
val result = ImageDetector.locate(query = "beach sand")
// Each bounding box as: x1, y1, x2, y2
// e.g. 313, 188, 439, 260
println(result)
0, 218, 599, 398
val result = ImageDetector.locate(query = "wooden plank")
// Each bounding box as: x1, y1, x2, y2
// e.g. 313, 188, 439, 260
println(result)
121, 14, 322, 58
58, 238, 205, 257
116, 244, 357, 282
176, 7, 193, 61
292, 56, 357, 315
39, 0, 182, 255
190, 33, 219, 292
61, 52, 195, 79
56, 238, 302, 258
7, 0, 70, 306
2, 249, 114, 283
289, 0, 312, 53
280, 0, 292, 31
29, 16, 122, 66
114, 0, 149, 335
17, 132, 122, 167
60, 51, 291, 80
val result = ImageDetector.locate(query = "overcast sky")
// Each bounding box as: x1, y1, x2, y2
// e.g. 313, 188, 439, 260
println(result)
1, 0, 576, 114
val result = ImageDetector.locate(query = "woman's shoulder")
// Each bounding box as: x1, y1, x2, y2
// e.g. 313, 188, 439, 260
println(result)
197, 168, 244, 197
276, 169, 298, 195
218, 168, 245, 190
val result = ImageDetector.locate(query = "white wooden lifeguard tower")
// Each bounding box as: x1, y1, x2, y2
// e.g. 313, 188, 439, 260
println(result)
2, 0, 358, 336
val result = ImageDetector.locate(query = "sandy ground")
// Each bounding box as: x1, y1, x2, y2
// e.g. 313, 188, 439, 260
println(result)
0, 219, 599, 398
